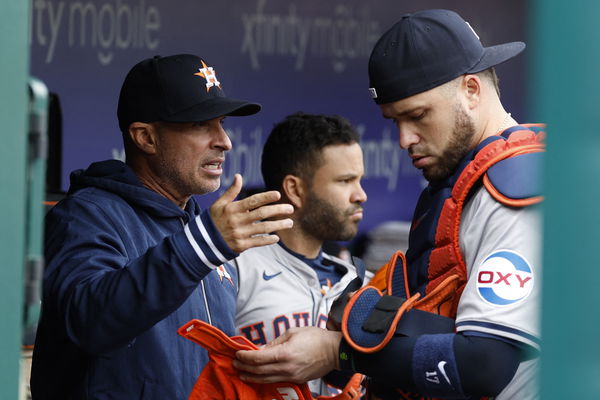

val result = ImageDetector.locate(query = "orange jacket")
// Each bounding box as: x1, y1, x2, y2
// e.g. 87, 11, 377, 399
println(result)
179, 319, 314, 400
178, 319, 363, 400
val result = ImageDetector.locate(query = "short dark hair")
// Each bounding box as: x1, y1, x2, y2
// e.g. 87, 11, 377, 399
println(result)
261, 113, 360, 191
478, 67, 500, 96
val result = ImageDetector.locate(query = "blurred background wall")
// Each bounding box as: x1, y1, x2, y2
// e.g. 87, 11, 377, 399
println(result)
28, 0, 528, 237
5, 1, 598, 398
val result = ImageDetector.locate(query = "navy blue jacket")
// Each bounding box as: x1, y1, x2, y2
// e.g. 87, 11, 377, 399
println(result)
31, 160, 238, 399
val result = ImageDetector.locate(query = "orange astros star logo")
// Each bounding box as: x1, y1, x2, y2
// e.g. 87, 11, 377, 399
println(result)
216, 265, 234, 286
194, 60, 221, 92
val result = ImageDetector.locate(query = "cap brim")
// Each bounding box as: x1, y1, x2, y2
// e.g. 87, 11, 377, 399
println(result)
165, 96, 261, 123
467, 41, 526, 73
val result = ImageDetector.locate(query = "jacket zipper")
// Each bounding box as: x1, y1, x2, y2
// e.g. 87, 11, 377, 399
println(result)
200, 280, 212, 325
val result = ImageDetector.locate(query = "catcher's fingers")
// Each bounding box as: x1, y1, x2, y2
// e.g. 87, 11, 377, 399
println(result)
235, 330, 294, 368
234, 349, 299, 384
234, 328, 340, 384
238, 370, 297, 384
263, 329, 294, 348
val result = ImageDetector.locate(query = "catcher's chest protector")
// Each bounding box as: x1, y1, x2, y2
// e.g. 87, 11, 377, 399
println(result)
339, 126, 544, 400
405, 125, 545, 318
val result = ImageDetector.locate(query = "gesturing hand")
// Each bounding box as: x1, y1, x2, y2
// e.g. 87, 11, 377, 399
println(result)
210, 174, 294, 253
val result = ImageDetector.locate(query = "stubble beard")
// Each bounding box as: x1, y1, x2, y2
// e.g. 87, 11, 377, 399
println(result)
157, 156, 221, 198
423, 104, 476, 182
297, 191, 360, 242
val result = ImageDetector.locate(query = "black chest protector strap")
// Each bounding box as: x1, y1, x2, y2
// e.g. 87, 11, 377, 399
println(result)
364, 298, 455, 336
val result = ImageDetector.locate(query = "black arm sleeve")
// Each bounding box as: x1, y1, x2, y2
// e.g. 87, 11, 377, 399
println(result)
454, 334, 522, 396
338, 336, 418, 392
339, 333, 524, 397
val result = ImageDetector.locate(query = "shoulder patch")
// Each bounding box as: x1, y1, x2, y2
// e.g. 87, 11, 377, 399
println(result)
476, 250, 534, 306
483, 152, 544, 207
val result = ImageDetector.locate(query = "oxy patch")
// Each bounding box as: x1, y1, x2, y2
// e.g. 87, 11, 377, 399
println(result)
476, 250, 534, 306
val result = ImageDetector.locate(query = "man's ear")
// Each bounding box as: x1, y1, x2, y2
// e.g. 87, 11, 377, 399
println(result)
282, 175, 305, 209
462, 74, 482, 110
128, 122, 158, 155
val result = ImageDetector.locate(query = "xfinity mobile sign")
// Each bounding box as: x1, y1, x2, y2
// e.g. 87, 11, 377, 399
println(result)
29, 0, 527, 236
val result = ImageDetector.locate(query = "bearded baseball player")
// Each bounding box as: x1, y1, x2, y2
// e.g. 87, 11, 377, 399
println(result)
234, 9, 543, 400
231, 112, 367, 396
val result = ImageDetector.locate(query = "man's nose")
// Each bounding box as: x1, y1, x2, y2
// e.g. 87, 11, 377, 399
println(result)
352, 183, 368, 204
397, 123, 420, 150
213, 124, 232, 151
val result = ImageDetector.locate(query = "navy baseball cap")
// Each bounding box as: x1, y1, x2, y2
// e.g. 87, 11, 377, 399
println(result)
117, 54, 261, 132
368, 9, 525, 104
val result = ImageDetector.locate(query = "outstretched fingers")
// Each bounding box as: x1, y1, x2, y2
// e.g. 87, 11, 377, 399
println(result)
210, 174, 294, 253
214, 173, 244, 207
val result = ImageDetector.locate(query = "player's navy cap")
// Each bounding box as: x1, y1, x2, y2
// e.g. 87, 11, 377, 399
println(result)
117, 54, 261, 132
368, 9, 525, 104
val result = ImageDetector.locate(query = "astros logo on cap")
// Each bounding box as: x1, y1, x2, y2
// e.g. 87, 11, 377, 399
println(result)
476, 249, 534, 306
194, 60, 221, 92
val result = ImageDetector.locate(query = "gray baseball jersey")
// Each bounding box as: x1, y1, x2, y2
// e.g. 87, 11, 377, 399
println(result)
457, 187, 541, 399
233, 243, 361, 395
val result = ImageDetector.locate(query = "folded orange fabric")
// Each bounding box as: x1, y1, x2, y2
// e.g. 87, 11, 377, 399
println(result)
179, 319, 315, 400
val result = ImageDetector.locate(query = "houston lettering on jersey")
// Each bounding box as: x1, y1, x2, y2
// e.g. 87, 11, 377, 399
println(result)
240, 312, 328, 346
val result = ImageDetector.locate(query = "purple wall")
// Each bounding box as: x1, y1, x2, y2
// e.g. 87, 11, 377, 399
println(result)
30, 0, 528, 237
